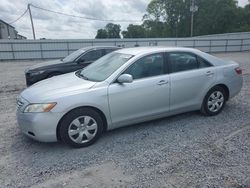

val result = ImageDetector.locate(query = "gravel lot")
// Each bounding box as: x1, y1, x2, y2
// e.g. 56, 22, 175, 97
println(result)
0, 52, 250, 187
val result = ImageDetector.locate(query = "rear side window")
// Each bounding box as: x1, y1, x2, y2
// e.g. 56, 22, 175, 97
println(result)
197, 56, 212, 68
169, 52, 212, 73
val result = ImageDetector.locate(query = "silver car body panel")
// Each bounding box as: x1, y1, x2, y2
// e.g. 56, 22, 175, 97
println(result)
16, 47, 243, 142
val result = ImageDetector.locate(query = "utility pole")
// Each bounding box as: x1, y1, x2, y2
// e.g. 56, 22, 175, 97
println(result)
190, 0, 198, 37
28, 4, 36, 40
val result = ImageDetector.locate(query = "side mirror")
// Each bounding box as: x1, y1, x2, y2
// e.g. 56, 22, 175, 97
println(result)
117, 74, 133, 84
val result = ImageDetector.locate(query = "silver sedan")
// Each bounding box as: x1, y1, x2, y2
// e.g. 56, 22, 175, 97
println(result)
16, 47, 243, 147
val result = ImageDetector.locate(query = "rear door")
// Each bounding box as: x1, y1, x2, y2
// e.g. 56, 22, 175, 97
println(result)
168, 52, 216, 112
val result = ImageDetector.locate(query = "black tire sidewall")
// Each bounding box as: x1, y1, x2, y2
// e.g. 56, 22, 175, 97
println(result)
59, 108, 103, 148
202, 86, 226, 116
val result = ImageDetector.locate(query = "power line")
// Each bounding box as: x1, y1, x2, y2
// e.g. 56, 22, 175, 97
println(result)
30, 4, 142, 23
8, 8, 28, 24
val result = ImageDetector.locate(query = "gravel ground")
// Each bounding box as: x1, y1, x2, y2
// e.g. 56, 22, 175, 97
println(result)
0, 52, 250, 188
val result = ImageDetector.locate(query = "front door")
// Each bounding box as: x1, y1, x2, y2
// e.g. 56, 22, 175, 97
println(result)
108, 53, 170, 127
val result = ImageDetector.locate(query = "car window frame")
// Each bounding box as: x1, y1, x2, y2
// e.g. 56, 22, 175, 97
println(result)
114, 52, 169, 82
166, 51, 213, 74
104, 48, 118, 55
75, 48, 105, 63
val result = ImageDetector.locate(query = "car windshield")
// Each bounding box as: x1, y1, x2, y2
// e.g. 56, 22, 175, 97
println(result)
78, 52, 133, 82
62, 49, 85, 62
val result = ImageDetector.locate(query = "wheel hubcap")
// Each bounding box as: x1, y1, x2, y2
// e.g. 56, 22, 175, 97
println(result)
207, 91, 224, 112
68, 116, 98, 144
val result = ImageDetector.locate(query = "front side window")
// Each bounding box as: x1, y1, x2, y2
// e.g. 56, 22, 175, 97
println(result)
62, 49, 85, 62
79, 49, 103, 62
78, 52, 133, 82
124, 53, 165, 80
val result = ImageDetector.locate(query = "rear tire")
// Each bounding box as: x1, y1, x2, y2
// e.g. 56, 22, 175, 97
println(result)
201, 86, 226, 116
59, 108, 103, 148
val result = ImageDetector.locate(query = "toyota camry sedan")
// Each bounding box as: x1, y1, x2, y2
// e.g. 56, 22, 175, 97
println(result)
16, 47, 243, 147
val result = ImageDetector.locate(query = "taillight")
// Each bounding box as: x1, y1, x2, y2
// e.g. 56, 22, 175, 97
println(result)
235, 67, 242, 75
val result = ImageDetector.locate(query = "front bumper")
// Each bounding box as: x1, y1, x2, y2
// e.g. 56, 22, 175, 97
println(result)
25, 72, 46, 86
16, 111, 62, 142
16, 100, 63, 142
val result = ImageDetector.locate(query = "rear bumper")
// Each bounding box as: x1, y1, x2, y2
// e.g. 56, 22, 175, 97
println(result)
228, 75, 243, 99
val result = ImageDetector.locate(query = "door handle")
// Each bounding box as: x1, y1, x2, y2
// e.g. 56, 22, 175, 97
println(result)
206, 71, 214, 76
157, 80, 168, 85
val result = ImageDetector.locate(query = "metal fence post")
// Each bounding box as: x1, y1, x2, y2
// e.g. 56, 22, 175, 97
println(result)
66, 42, 70, 55
40, 42, 43, 59
225, 39, 228, 52
10, 42, 15, 60
209, 40, 212, 53
240, 39, 243, 51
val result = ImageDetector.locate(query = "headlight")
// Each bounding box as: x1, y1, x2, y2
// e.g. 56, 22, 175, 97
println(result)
29, 70, 45, 76
24, 103, 57, 113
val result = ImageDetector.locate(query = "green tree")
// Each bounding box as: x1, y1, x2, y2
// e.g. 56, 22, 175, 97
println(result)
122, 24, 147, 38
95, 23, 121, 39
95, 29, 108, 38
105, 23, 121, 38
142, 0, 249, 37
96, 0, 250, 39
194, 0, 239, 35
143, 0, 190, 37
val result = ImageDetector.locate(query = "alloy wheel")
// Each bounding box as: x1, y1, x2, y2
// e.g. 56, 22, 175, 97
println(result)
207, 91, 224, 112
68, 116, 98, 144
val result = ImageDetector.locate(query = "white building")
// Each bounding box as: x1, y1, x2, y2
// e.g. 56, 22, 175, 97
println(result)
0, 19, 26, 39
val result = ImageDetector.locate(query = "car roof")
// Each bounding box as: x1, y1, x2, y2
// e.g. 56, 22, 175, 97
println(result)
80, 46, 121, 51
115, 46, 201, 56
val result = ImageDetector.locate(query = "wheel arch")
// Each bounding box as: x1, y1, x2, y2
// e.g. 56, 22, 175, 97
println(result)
214, 83, 230, 101
56, 106, 108, 141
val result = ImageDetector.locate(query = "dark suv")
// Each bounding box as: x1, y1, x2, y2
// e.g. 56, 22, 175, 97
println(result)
25, 46, 120, 86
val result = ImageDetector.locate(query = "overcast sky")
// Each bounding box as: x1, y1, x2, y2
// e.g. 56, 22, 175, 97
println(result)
0, 0, 249, 39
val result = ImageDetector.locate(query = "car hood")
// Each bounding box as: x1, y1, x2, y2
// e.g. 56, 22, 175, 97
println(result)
25, 59, 64, 72
21, 72, 96, 102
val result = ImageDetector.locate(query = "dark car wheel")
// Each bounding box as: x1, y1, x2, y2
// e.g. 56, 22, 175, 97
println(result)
59, 108, 103, 148
201, 86, 226, 116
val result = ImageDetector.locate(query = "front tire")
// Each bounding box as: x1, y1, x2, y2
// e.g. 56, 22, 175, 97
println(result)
201, 86, 226, 116
59, 108, 103, 148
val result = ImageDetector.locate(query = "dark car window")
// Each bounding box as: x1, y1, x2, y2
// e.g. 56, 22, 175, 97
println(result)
169, 52, 212, 73
169, 52, 198, 73
79, 49, 103, 62
105, 48, 117, 54
62, 49, 85, 62
124, 53, 165, 80
197, 55, 212, 68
